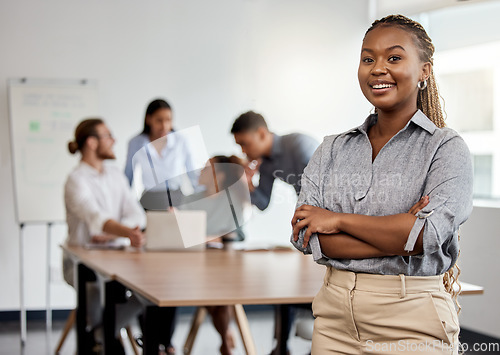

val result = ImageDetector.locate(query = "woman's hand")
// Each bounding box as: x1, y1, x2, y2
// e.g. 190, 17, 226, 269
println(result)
292, 205, 342, 248
408, 195, 429, 215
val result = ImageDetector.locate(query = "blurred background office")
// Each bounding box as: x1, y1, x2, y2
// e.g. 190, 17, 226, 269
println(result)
1, 0, 499, 353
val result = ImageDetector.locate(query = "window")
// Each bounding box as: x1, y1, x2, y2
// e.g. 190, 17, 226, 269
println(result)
438, 69, 493, 132
472, 154, 493, 199
434, 42, 500, 202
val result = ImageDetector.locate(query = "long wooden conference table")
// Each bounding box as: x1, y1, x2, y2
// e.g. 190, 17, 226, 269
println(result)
63, 245, 484, 355
63, 245, 326, 355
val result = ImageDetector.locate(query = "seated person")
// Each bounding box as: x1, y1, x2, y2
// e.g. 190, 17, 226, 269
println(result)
63, 118, 146, 351
180, 155, 250, 355
181, 155, 249, 241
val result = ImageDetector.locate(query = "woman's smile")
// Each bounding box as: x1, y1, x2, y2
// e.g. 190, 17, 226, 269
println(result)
369, 80, 396, 95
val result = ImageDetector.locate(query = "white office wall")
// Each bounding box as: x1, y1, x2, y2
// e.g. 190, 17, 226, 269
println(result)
427, 1, 500, 51
0, 0, 370, 310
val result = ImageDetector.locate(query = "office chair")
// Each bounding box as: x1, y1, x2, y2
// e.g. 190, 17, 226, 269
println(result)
55, 309, 140, 355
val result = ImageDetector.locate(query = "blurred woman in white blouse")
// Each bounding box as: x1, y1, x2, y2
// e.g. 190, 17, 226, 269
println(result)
124, 99, 200, 207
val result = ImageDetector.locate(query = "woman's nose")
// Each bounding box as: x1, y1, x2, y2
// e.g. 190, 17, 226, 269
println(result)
371, 61, 387, 75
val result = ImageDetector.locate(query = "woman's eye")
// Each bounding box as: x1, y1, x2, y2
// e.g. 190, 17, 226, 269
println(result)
362, 57, 374, 63
388, 56, 402, 62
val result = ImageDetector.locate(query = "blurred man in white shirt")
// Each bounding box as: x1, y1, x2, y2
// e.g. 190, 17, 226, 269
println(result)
63, 118, 146, 354
64, 118, 145, 252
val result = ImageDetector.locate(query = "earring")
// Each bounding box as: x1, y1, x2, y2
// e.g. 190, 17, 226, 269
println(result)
417, 79, 427, 91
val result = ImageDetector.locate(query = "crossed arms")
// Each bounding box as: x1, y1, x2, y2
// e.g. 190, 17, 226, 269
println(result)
291, 197, 429, 259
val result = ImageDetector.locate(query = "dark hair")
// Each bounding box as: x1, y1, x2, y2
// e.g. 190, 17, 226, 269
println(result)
365, 15, 445, 128
141, 99, 172, 135
210, 155, 245, 190
230, 111, 268, 134
210, 155, 247, 242
68, 118, 104, 154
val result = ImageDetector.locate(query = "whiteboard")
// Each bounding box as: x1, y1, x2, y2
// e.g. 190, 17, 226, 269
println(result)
8, 78, 99, 223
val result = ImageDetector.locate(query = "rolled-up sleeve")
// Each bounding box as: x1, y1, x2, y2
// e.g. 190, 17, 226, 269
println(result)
65, 176, 112, 236
404, 135, 473, 254
290, 137, 333, 262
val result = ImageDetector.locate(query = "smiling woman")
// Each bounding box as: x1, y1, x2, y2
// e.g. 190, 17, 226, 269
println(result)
291, 14, 473, 354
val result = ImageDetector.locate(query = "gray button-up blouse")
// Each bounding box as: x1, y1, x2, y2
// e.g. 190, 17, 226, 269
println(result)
291, 110, 473, 276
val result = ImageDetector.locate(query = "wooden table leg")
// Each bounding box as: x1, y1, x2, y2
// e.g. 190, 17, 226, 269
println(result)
233, 304, 256, 355
183, 307, 207, 355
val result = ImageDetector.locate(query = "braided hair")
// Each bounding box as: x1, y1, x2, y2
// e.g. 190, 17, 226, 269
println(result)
367, 15, 461, 310
365, 15, 446, 129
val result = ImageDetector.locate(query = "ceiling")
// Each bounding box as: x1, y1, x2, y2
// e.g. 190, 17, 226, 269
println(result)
375, 0, 499, 18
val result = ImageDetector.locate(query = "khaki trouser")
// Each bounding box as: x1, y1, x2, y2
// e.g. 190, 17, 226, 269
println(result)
311, 267, 459, 354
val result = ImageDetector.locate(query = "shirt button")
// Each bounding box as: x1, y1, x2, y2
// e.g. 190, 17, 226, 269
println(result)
355, 192, 366, 200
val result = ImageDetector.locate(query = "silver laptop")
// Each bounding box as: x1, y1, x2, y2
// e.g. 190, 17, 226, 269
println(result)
145, 210, 207, 251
